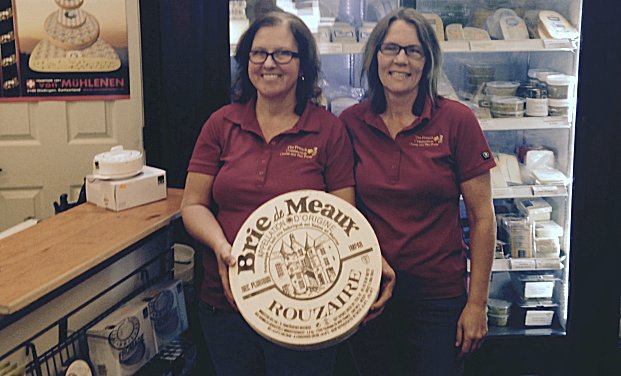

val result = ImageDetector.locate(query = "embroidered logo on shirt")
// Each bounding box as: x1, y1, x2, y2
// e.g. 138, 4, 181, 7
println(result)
482, 151, 491, 160
410, 134, 443, 147
280, 145, 318, 159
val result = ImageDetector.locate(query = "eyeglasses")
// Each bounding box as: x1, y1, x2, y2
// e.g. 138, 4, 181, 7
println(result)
249, 49, 300, 64
379, 43, 425, 60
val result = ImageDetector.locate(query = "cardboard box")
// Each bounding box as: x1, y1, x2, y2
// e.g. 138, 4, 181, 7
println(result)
135, 279, 189, 351
87, 300, 156, 376
86, 166, 167, 211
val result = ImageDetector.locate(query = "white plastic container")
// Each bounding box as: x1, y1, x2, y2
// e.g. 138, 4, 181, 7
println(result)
545, 74, 574, 100
535, 220, 564, 238
533, 70, 561, 85
512, 274, 558, 300
528, 68, 552, 84
486, 81, 520, 96
548, 98, 570, 116
173, 243, 195, 283
491, 96, 525, 118
514, 298, 558, 327
515, 197, 552, 221
92, 145, 144, 180
487, 298, 512, 326
525, 86, 548, 117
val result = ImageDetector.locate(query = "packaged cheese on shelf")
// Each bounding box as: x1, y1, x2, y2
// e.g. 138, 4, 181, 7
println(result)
500, 16, 529, 40
422, 13, 444, 41
445, 23, 465, 40
538, 10, 579, 40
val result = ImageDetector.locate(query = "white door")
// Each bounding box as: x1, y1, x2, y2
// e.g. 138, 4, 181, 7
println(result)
0, 0, 144, 231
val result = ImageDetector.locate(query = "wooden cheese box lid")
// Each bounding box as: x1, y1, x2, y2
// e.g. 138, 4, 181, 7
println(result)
229, 190, 382, 350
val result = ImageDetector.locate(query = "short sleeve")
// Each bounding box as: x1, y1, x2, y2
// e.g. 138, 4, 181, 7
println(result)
453, 106, 496, 182
187, 113, 224, 176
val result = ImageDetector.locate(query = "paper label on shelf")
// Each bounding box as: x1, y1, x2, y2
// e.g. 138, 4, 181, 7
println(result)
543, 116, 570, 128
478, 118, 493, 129
524, 281, 554, 298
470, 40, 497, 51
525, 310, 554, 326
492, 187, 514, 198
510, 258, 536, 270
532, 185, 561, 196
318, 43, 343, 54
542, 39, 572, 49
536, 258, 562, 270
441, 40, 469, 51
341, 43, 363, 54
492, 258, 510, 271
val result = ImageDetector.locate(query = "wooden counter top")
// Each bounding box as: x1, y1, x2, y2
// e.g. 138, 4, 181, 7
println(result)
0, 189, 183, 315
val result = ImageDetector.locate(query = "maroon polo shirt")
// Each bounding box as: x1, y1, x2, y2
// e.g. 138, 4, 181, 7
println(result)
188, 99, 354, 310
340, 97, 495, 299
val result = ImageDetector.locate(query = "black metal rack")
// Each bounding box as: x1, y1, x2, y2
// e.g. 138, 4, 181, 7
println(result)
0, 248, 173, 376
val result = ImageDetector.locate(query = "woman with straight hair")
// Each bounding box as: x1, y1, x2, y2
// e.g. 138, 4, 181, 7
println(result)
340, 7, 496, 376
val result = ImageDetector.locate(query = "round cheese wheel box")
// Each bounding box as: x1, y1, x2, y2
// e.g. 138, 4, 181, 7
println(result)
229, 190, 382, 350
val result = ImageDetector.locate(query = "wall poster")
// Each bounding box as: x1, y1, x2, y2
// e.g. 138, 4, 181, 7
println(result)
0, 0, 129, 101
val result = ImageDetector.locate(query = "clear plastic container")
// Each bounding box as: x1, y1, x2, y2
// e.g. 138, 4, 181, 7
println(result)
486, 81, 520, 96
533, 70, 561, 83
548, 99, 570, 116
465, 63, 495, 94
491, 96, 525, 118
488, 299, 511, 326
488, 313, 509, 326
545, 74, 574, 100
488, 298, 512, 315
491, 109, 525, 118
467, 63, 495, 77
514, 298, 558, 327
173, 243, 195, 283
527, 68, 552, 85
511, 273, 558, 300
499, 215, 534, 258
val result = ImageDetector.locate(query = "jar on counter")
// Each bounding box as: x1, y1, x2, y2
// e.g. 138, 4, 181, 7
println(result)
545, 74, 574, 100
525, 87, 548, 117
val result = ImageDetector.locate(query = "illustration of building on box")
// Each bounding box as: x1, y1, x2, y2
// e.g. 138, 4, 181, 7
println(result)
0, 0, 130, 101
135, 279, 189, 352
87, 300, 156, 376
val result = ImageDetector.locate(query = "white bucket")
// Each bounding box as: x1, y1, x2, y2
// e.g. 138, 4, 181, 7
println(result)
173, 243, 195, 283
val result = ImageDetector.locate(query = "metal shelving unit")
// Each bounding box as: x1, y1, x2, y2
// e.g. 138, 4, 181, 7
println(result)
0, 250, 180, 376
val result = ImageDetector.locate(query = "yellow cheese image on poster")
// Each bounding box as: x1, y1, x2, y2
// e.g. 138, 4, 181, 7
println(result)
1, 0, 130, 100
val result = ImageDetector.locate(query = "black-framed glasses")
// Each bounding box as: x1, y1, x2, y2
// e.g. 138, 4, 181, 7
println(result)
379, 43, 425, 60
249, 49, 300, 64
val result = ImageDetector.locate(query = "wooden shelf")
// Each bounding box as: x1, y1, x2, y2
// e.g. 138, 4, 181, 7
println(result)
0, 189, 183, 315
